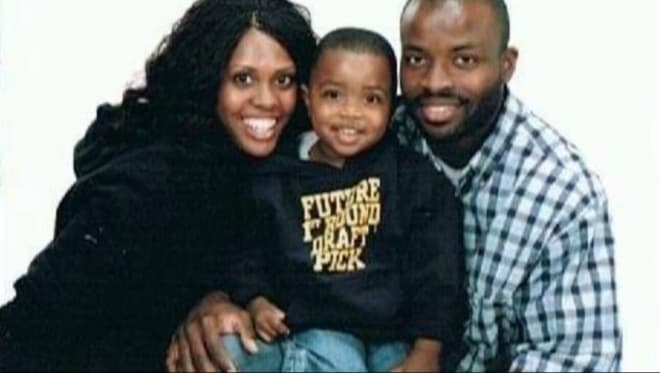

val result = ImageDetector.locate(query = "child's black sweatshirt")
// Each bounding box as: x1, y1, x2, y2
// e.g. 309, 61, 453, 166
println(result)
232, 132, 467, 343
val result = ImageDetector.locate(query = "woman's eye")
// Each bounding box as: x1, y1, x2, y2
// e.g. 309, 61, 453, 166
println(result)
233, 73, 253, 85
275, 74, 295, 88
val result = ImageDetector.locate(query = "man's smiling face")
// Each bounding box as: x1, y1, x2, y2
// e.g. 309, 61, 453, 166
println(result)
400, 0, 516, 143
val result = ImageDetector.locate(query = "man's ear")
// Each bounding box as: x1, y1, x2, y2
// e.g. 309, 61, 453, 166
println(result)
301, 85, 310, 108
501, 46, 519, 83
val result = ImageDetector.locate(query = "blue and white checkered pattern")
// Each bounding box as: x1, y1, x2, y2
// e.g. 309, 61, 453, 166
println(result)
392, 91, 622, 372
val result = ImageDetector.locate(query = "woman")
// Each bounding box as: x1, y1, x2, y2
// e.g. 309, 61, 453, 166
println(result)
0, 0, 316, 370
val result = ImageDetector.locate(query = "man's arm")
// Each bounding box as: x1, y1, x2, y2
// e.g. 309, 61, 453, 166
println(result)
509, 195, 621, 372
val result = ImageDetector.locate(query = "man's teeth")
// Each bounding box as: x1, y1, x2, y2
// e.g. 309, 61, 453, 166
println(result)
421, 105, 457, 123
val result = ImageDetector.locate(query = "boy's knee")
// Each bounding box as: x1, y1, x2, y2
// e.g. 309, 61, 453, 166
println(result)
220, 334, 247, 364
220, 334, 283, 372
293, 329, 368, 372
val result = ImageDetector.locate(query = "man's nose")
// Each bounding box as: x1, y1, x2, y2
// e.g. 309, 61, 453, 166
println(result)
422, 61, 454, 94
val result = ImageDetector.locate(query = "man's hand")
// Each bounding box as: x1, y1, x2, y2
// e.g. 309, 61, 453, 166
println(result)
391, 338, 442, 372
246, 296, 290, 343
165, 291, 258, 372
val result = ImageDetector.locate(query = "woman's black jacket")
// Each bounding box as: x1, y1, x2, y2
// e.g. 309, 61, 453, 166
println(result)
0, 105, 252, 371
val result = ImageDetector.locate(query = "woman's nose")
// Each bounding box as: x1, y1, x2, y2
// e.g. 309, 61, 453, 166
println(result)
253, 83, 278, 109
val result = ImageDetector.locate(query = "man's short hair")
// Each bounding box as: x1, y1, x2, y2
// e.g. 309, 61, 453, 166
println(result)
401, 0, 510, 52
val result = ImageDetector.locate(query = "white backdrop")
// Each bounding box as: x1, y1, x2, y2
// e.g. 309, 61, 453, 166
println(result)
1, 1, 658, 371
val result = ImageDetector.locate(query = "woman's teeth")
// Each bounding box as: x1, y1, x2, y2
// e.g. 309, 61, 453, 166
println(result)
244, 118, 276, 140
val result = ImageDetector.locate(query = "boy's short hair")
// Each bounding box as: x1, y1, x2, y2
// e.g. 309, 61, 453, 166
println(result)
312, 27, 398, 109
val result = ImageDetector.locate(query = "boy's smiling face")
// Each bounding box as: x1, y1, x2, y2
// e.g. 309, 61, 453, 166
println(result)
303, 48, 392, 167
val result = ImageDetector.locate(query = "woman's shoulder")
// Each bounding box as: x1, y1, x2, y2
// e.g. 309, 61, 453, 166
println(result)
56, 104, 248, 229
56, 146, 242, 244
73, 103, 240, 185
78, 142, 205, 188
59, 140, 243, 226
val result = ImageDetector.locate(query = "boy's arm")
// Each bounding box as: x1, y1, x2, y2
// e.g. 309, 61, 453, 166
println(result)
227, 201, 276, 308
228, 252, 274, 308
401, 164, 467, 364
246, 296, 289, 342
227, 191, 291, 343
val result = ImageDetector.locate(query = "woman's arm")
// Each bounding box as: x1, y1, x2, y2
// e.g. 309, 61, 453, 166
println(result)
0, 199, 137, 370
166, 291, 257, 372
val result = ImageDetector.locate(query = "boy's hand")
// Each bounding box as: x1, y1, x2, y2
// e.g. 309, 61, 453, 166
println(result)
247, 296, 290, 342
391, 338, 442, 372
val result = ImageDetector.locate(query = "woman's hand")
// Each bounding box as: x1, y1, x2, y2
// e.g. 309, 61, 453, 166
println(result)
165, 291, 258, 372
247, 296, 290, 342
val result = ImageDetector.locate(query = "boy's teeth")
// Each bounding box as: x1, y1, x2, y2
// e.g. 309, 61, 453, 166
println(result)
336, 127, 360, 144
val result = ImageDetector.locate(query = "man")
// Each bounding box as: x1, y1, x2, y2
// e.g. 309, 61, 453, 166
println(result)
393, 0, 622, 371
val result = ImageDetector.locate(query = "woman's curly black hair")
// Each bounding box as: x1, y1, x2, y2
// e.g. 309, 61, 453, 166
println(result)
104, 0, 317, 146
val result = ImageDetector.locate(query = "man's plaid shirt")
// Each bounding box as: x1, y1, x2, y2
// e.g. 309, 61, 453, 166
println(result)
392, 91, 622, 372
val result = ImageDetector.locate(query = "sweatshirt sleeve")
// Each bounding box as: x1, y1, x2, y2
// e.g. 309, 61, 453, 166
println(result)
0, 196, 147, 370
0, 145, 244, 370
401, 161, 468, 344
226, 188, 277, 307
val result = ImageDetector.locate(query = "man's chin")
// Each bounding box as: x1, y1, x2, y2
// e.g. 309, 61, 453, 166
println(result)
420, 119, 462, 142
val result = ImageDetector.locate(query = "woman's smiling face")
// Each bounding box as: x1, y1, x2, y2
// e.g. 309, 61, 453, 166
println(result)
217, 28, 298, 157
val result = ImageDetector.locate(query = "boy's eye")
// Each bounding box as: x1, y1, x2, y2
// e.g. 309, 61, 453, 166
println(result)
365, 94, 384, 105
321, 89, 340, 100
233, 72, 253, 85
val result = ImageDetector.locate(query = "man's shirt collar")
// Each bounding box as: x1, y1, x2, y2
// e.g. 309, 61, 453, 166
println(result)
392, 89, 528, 195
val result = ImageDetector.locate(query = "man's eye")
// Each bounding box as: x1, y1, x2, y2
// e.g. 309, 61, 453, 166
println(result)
454, 55, 478, 67
233, 73, 253, 85
404, 54, 426, 66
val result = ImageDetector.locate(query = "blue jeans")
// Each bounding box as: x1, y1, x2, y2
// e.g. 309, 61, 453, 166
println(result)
223, 329, 409, 372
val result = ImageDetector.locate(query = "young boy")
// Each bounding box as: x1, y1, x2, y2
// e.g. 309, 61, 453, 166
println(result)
226, 28, 467, 372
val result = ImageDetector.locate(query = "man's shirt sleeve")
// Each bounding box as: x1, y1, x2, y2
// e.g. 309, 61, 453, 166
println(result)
508, 191, 621, 372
